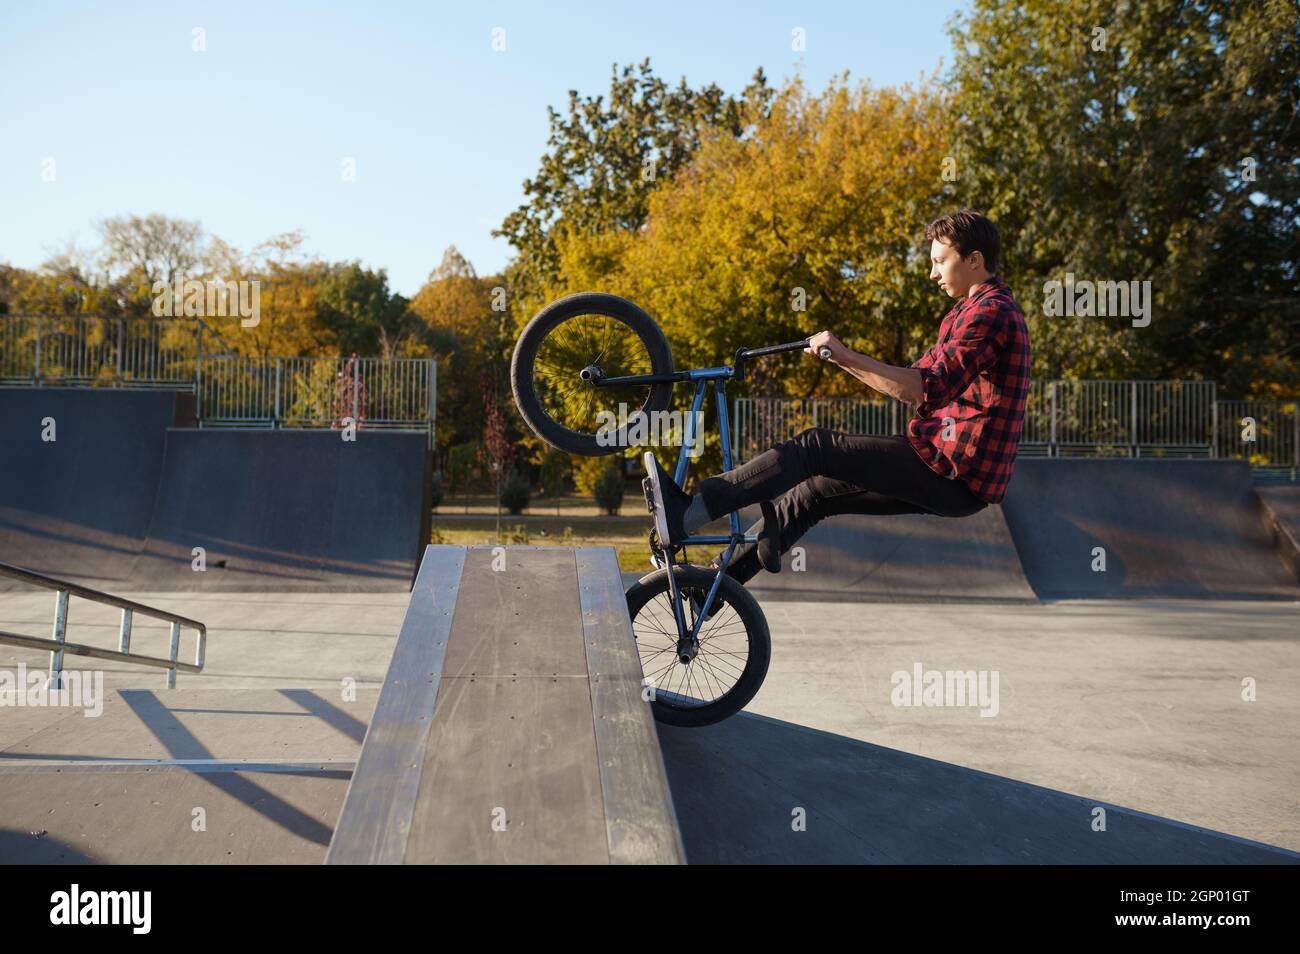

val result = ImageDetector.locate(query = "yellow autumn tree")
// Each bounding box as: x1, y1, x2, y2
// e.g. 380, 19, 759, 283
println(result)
544, 72, 955, 402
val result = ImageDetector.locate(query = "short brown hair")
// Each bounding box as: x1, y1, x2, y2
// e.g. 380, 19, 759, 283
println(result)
925, 209, 1000, 274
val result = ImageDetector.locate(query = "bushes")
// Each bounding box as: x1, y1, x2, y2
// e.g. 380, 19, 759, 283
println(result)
593, 465, 626, 516
500, 470, 531, 515
572, 454, 628, 514
573, 455, 613, 494
446, 441, 481, 497
539, 449, 570, 498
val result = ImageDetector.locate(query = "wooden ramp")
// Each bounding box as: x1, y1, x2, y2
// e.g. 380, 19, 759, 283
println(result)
326, 545, 685, 864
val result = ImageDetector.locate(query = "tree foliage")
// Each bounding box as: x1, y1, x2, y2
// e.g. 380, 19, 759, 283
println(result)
495, 58, 774, 316
541, 75, 954, 402
945, 0, 1299, 395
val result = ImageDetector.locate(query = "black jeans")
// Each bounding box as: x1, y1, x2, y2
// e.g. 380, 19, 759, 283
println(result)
697, 428, 987, 585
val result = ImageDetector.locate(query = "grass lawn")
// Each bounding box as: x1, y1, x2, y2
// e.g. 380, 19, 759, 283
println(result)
430, 494, 729, 574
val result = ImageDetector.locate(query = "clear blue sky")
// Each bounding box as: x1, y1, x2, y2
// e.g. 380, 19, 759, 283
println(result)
1, 0, 966, 296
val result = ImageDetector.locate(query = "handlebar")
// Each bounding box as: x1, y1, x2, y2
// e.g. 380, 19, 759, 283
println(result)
732, 338, 833, 381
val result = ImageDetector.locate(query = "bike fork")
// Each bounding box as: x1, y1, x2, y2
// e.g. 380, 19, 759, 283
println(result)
660, 377, 753, 662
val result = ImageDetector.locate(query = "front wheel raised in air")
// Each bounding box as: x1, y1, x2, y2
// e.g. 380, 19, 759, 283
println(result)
625, 565, 771, 727
510, 292, 675, 456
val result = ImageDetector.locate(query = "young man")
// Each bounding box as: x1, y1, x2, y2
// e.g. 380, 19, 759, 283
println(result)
644, 208, 1031, 585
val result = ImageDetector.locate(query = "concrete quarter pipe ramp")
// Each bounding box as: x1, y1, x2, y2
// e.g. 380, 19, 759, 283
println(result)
0, 388, 429, 591
742, 503, 1036, 603
736, 458, 1298, 603
1001, 459, 1300, 600
0, 388, 177, 585
1257, 484, 1300, 582
133, 429, 429, 591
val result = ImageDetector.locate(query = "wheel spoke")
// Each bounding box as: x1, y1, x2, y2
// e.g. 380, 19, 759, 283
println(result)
529, 311, 659, 438
627, 571, 765, 717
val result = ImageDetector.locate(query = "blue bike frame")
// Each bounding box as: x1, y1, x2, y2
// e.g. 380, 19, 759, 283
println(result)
595, 336, 814, 652
658, 364, 754, 649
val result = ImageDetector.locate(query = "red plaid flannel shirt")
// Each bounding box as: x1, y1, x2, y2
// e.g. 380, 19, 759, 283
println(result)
907, 277, 1031, 503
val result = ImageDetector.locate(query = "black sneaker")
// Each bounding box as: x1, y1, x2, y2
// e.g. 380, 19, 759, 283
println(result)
757, 499, 782, 573
642, 450, 692, 545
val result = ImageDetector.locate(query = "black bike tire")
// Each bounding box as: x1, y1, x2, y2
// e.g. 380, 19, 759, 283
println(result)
625, 565, 771, 728
510, 292, 675, 457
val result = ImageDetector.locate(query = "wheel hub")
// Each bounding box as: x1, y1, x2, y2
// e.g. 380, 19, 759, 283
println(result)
578, 364, 604, 383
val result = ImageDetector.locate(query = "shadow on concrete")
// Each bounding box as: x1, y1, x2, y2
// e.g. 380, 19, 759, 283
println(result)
279, 688, 369, 744
117, 691, 336, 846
657, 711, 1300, 864
0, 830, 97, 863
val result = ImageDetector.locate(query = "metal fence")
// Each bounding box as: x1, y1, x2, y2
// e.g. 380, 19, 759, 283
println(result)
1, 314, 437, 437
734, 381, 1300, 478
0, 314, 210, 388
1021, 380, 1219, 456
1216, 400, 1300, 479
198, 355, 436, 430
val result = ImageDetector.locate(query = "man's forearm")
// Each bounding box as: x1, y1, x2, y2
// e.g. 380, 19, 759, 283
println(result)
835, 351, 924, 405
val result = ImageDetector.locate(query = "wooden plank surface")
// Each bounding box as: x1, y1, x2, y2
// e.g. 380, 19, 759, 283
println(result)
327, 545, 685, 864
325, 545, 463, 864
407, 547, 607, 863
578, 547, 687, 864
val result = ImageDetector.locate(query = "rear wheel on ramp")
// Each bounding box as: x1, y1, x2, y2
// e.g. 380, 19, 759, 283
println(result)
626, 565, 770, 727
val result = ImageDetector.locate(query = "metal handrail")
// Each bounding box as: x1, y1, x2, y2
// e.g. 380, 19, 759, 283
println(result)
0, 560, 206, 689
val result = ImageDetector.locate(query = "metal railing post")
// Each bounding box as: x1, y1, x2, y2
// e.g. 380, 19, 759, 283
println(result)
34, 316, 42, 384
196, 319, 204, 420
275, 358, 282, 426
50, 589, 69, 690
1211, 388, 1219, 459
167, 621, 181, 689
118, 608, 133, 653
1131, 381, 1138, 457
1293, 403, 1299, 474
429, 358, 437, 449
1050, 381, 1057, 457
0, 561, 207, 688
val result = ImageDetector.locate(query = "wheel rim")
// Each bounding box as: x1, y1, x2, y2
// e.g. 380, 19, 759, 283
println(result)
632, 587, 751, 709
530, 311, 660, 443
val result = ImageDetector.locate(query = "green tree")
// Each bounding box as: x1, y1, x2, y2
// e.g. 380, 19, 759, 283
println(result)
495, 58, 774, 316
542, 74, 953, 396
316, 262, 423, 358
946, 0, 1299, 395
409, 246, 509, 449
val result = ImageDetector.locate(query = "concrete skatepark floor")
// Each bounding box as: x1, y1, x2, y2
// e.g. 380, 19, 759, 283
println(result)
1, 588, 1295, 862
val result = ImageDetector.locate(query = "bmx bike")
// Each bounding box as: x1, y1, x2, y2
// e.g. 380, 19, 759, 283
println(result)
510, 292, 829, 727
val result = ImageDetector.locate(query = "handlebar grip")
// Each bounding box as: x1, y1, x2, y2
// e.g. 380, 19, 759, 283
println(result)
818, 347, 833, 359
